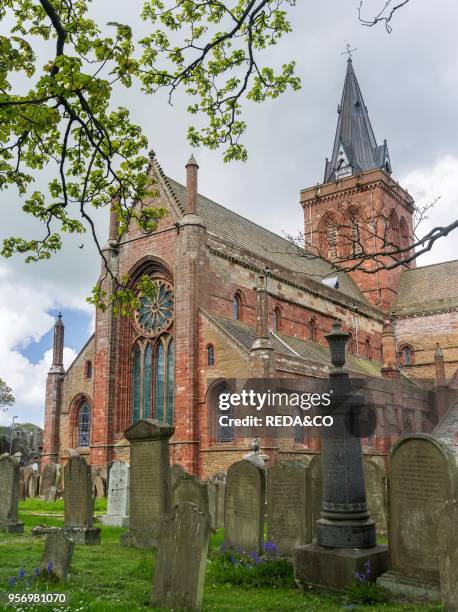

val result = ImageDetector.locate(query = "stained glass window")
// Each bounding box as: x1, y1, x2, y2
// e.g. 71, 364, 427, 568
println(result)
132, 344, 141, 423
167, 340, 174, 425
134, 280, 174, 337
155, 342, 165, 422
78, 403, 91, 447
143, 344, 152, 419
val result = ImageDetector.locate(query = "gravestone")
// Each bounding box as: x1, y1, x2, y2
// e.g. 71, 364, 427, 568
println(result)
0, 454, 24, 533
18, 468, 26, 501
101, 462, 130, 527
211, 472, 226, 530
63, 454, 100, 544
92, 467, 106, 499
172, 467, 211, 527
41, 532, 74, 580
39, 463, 58, 498
363, 459, 387, 532
46, 486, 57, 503
377, 435, 457, 602
224, 459, 266, 553
121, 419, 174, 549
26, 471, 39, 498
309, 454, 322, 540
151, 502, 210, 612
267, 460, 312, 556
438, 500, 458, 612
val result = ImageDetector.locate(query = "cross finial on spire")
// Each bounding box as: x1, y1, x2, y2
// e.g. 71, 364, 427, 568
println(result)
341, 42, 357, 61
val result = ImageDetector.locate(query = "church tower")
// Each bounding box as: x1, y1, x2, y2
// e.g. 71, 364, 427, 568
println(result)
301, 58, 415, 312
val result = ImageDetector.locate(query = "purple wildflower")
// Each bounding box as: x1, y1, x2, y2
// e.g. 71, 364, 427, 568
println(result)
47, 562, 54, 572
18, 567, 25, 579
8, 577, 16, 587
249, 551, 261, 565
34, 568, 40, 577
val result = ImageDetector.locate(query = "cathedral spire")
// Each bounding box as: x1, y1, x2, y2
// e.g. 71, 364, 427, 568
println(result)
324, 58, 391, 183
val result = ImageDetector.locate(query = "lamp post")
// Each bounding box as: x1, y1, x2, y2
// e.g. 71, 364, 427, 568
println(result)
9, 416, 18, 454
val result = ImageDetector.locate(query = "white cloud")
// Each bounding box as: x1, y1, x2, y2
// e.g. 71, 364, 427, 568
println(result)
0, 266, 78, 428
401, 156, 458, 267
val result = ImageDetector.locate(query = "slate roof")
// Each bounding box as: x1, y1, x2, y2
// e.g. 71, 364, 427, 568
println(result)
324, 59, 391, 182
393, 260, 458, 316
205, 311, 383, 378
164, 176, 368, 304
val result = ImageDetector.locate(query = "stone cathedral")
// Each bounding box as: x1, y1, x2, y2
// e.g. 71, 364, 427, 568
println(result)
42, 59, 458, 476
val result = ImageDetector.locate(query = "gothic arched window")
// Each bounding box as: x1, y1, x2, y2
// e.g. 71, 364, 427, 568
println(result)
78, 402, 91, 447
214, 382, 234, 442
85, 361, 92, 379
131, 335, 174, 424
233, 291, 242, 320
400, 217, 409, 251
399, 345, 413, 366
388, 209, 400, 251
207, 344, 215, 366
272, 307, 281, 333
365, 338, 372, 360
309, 317, 317, 343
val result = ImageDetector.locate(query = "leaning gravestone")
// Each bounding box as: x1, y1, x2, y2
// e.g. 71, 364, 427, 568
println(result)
267, 460, 312, 556
0, 454, 24, 533
46, 486, 57, 503
41, 532, 74, 580
377, 434, 457, 602
438, 500, 458, 612
151, 502, 210, 612
101, 462, 130, 527
121, 419, 174, 549
363, 458, 387, 532
63, 454, 100, 544
26, 471, 39, 498
224, 459, 266, 553
39, 462, 58, 498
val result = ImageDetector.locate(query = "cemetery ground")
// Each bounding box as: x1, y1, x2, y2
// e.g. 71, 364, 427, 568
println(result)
0, 501, 443, 612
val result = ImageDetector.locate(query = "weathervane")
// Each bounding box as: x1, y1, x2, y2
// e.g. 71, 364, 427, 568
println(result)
341, 42, 357, 60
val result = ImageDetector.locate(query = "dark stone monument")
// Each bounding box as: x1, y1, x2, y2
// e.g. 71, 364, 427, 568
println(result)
438, 499, 458, 612
377, 435, 456, 602
151, 502, 210, 611
308, 454, 322, 540
63, 454, 100, 545
121, 419, 174, 549
41, 532, 74, 580
267, 460, 312, 556
224, 459, 266, 554
294, 322, 388, 591
0, 453, 24, 533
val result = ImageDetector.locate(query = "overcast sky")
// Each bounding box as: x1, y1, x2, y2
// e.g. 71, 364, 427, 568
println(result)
1, 0, 458, 428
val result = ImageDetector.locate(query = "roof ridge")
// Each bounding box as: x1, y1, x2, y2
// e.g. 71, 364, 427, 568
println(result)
402, 258, 458, 273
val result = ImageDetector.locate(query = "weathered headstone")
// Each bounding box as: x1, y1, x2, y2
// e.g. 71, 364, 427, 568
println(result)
92, 467, 106, 499
172, 467, 210, 526
267, 460, 312, 556
46, 486, 57, 503
41, 532, 74, 580
39, 463, 58, 498
18, 468, 26, 501
363, 458, 387, 532
63, 454, 100, 544
0, 454, 24, 533
377, 435, 457, 602
120, 419, 174, 549
224, 459, 266, 553
151, 502, 210, 612
211, 472, 226, 530
101, 462, 130, 527
26, 471, 39, 498
438, 500, 458, 612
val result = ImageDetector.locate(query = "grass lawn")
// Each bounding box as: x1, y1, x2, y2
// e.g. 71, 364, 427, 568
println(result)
0, 502, 442, 612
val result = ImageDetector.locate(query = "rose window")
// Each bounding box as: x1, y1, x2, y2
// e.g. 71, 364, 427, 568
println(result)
134, 280, 174, 337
